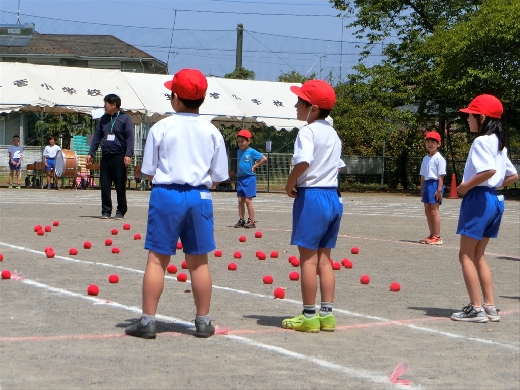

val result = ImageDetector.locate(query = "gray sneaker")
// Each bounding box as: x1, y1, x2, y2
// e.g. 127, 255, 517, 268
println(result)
483, 305, 501, 322
243, 218, 256, 228
114, 211, 124, 220
451, 304, 489, 323
125, 318, 156, 339
101, 213, 110, 219
234, 219, 245, 228
194, 319, 215, 338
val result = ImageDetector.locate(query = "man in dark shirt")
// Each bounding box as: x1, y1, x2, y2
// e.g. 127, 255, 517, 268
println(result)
87, 94, 134, 219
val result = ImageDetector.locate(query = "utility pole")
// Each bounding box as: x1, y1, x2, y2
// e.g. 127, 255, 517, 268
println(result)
236, 23, 243, 70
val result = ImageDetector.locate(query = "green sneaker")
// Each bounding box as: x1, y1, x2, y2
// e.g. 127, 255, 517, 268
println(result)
319, 314, 336, 331
282, 314, 320, 333
8, 185, 12, 189
16, 185, 21, 189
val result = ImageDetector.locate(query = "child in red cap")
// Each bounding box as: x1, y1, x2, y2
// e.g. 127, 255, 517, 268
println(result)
234, 129, 267, 228
419, 131, 446, 245
125, 69, 229, 338
451, 94, 518, 323
282, 80, 343, 332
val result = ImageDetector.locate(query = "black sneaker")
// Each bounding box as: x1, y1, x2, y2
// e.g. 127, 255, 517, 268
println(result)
125, 318, 156, 339
451, 303, 489, 323
234, 219, 245, 228
101, 213, 110, 219
114, 211, 124, 220
194, 319, 215, 338
244, 218, 256, 228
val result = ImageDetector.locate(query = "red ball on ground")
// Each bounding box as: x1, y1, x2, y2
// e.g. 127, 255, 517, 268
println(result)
166, 264, 178, 274
332, 262, 341, 270
45, 246, 53, 253
228, 262, 237, 271
133, 233, 141, 240
289, 271, 299, 281
111, 247, 120, 254
1, 270, 11, 279
181, 260, 188, 269
270, 251, 278, 258
52, 220, 59, 226
69, 248, 78, 256
34, 225, 42, 232
351, 246, 360, 254
177, 273, 188, 282
83, 241, 92, 249
291, 259, 300, 267
360, 275, 370, 284
390, 282, 401, 292
274, 287, 285, 299
288, 255, 298, 263
108, 274, 119, 283
111, 228, 118, 235
87, 284, 99, 296
46, 251, 55, 258
214, 249, 222, 257
263, 275, 274, 284
105, 238, 113, 246
341, 258, 353, 269
239, 235, 246, 242
255, 250, 261, 257
37, 229, 44, 236
123, 223, 131, 230
44, 226, 51, 232
176, 241, 183, 249
257, 252, 267, 260
234, 251, 242, 259
255, 231, 262, 238
0, 254, 3, 262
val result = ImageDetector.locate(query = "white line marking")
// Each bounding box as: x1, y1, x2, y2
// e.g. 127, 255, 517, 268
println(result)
1, 241, 518, 351
20, 278, 415, 388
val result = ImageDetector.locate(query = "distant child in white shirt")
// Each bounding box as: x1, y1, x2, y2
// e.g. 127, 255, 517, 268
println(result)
43, 136, 61, 189
419, 131, 446, 245
8, 135, 23, 189
451, 94, 518, 323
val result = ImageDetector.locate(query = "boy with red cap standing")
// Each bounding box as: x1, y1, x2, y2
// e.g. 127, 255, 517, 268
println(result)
234, 129, 267, 228
282, 80, 343, 332
419, 131, 446, 245
125, 69, 229, 339
451, 94, 518, 323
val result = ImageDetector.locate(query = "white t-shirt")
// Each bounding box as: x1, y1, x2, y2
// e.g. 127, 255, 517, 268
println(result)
462, 134, 518, 188
44, 145, 61, 158
141, 113, 229, 188
293, 119, 342, 188
8, 145, 23, 159
420, 152, 446, 180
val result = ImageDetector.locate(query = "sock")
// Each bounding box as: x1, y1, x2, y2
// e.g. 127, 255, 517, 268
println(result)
303, 305, 316, 319
483, 303, 495, 311
472, 305, 483, 312
320, 302, 333, 317
140, 314, 155, 325
196, 314, 210, 325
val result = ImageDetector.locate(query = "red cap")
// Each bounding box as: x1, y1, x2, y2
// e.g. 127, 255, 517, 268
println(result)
290, 80, 336, 109
459, 94, 503, 119
425, 131, 441, 142
164, 69, 208, 100
237, 129, 252, 140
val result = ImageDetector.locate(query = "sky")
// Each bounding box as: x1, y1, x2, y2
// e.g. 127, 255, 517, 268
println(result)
0, 0, 383, 82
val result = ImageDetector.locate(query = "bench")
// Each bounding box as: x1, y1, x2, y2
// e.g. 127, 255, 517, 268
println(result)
24, 162, 46, 188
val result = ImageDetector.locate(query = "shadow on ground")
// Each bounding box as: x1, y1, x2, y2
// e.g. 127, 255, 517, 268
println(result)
116, 318, 193, 335
243, 314, 287, 328
408, 307, 456, 318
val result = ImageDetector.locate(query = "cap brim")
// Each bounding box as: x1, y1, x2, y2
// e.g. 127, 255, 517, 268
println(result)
290, 85, 307, 101
164, 80, 173, 91
459, 108, 478, 115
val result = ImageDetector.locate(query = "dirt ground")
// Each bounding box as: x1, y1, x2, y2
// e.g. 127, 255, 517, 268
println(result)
0, 188, 518, 389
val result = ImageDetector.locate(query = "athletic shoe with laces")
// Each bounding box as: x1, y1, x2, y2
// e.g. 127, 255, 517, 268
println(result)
483, 305, 501, 322
125, 318, 157, 339
319, 314, 336, 331
419, 235, 434, 244
451, 304, 489, 322
8, 185, 12, 189
194, 319, 215, 338
16, 185, 21, 189
244, 218, 256, 229
114, 211, 124, 220
427, 236, 443, 245
282, 313, 320, 332
234, 219, 245, 228
101, 213, 110, 219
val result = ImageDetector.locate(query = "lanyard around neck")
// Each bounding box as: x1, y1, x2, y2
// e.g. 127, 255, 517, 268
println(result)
110, 111, 120, 134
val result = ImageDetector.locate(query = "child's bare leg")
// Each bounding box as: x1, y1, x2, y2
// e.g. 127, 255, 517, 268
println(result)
473, 238, 494, 305
9, 170, 13, 185
142, 250, 170, 315
245, 197, 255, 221
317, 247, 335, 303
186, 253, 212, 316
46, 170, 51, 187
16, 169, 21, 185
299, 246, 318, 305
458, 235, 482, 306
430, 203, 441, 236
238, 197, 246, 220
424, 203, 433, 234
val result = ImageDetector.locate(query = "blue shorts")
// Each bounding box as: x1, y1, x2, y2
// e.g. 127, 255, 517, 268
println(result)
46, 158, 56, 171
144, 184, 216, 256
291, 187, 343, 250
9, 158, 21, 171
457, 186, 504, 240
422, 179, 443, 205
237, 175, 257, 198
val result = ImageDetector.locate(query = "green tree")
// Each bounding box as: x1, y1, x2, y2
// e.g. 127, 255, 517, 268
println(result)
224, 67, 256, 80
36, 113, 94, 149
277, 70, 316, 84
